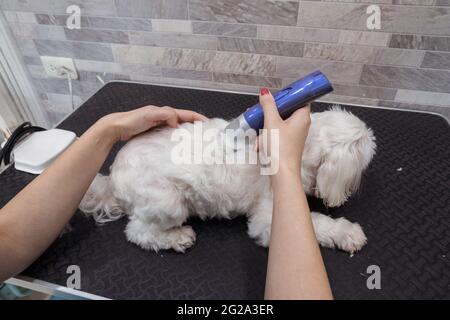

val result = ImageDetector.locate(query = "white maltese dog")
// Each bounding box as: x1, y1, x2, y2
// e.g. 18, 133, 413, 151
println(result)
80, 106, 376, 254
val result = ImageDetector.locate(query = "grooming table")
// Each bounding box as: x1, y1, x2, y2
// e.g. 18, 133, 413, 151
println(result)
0, 82, 449, 299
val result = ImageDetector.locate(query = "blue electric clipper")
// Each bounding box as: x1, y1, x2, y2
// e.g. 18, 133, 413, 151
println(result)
225, 70, 333, 132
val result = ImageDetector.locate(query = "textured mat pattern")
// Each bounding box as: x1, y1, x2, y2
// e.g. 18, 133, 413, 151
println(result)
0, 82, 448, 299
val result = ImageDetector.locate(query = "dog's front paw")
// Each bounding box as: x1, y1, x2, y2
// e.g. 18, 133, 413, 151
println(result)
168, 225, 196, 253
333, 219, 367, 254
125, 219, 196, 253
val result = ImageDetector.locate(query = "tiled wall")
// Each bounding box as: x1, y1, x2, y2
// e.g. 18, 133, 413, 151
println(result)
1, 0, 450, 126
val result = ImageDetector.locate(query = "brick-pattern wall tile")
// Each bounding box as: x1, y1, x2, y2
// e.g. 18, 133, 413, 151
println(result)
89, 17, 153, 31
151, 19, 192, 33
161, 48, 217, 71
338, 30, 390, 47
389, 35, 450, 52
4, 10, 37, 23
332, 83, 397, 100
74, 60, 123, 73
303, 43, 375, 63
65, 29, 130, 44
360, 65, 450, 93
421, 52, 450, 70
161, 68, 212, 81
218, 37, 303, 57
298, 2, 450, 35
276, 57, 363, 84
212, 73, 282, 88
257, 25, 339, 43
9, 22, 66, 41
114, 0, 188, 19
35, 39, 114, 61
129, 32, 217, 50
36, 14, 153, 31
372, 48, 425, 67
193, 22, 257, 38
1, 0, 449, 124
211, 52, 276, 76
189, 0, 299, 26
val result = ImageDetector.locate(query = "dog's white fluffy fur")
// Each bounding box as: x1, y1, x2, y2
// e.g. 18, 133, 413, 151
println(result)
80, 106, 376, 253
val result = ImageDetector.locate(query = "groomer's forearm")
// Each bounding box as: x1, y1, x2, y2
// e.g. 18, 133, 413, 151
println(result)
0, 120, 116, 281
265, 165, 333, 300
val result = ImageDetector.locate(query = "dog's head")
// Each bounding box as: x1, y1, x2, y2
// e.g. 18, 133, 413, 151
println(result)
313, 107, 376, 207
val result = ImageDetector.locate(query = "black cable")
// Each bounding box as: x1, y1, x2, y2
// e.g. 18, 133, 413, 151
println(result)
0, 122, 45, 166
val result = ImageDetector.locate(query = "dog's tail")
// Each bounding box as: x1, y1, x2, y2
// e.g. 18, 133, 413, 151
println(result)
79, 174, 125, 224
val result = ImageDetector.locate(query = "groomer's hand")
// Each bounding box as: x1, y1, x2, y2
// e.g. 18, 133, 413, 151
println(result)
258, 88, 311, 176
98, 105, 207, 142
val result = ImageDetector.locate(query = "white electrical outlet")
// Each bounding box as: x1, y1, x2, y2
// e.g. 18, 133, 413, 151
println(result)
40, 56, 78, 79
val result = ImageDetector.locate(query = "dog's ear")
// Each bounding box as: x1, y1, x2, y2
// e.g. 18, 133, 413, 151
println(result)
315, 129, 376, 207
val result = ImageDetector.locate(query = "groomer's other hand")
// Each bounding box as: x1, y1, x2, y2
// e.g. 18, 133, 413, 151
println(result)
99, 105, 207, 142
258, 88, 311, 175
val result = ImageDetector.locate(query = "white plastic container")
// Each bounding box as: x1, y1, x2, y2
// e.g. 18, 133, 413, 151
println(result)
13, 129, 77, 174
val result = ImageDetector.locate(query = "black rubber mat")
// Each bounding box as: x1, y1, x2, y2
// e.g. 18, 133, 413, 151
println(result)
0, 82, 449, 299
